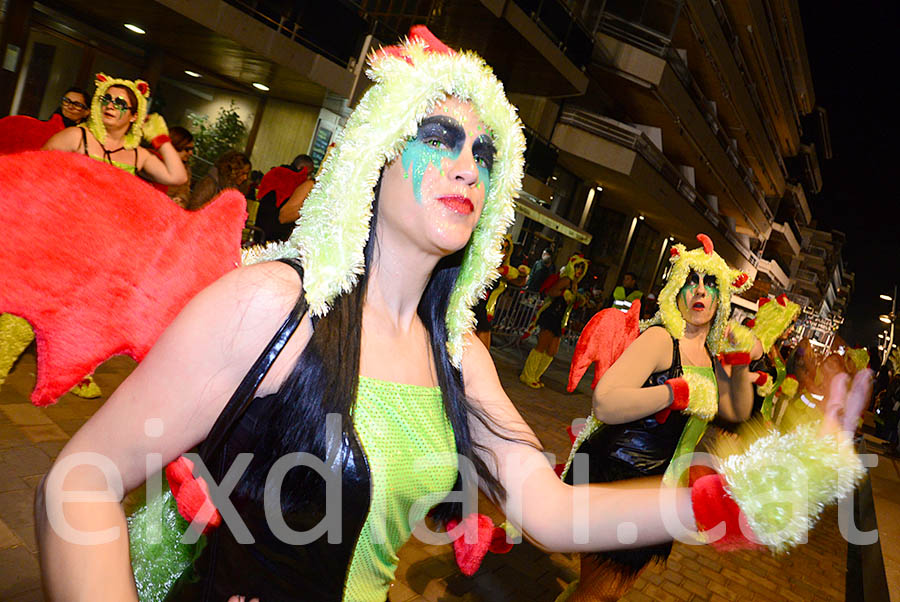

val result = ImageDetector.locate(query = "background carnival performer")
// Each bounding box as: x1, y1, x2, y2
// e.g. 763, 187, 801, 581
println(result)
520, 253, 589, 388
560, 235, 764, 601
473, 234, 527, 349
43, 73, 186, 186
35, 29, 869, 602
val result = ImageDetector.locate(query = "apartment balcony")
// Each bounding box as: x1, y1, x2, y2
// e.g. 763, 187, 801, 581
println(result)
723, 0, 802, 157
670, 0, 787, 198
590, 24, 772, 240
551, 107, 756, 272
769, 221, 801, 257
362, 0, 590, 97
38, 0, 359, 102
793, 267, 821, 298
784, 183, 811, 225
797, 143, 823, 194
756, 257, 791, 291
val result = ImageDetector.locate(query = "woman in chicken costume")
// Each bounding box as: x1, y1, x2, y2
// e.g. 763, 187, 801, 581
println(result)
36, 30, 870, 602
520, 253, 590, 388
559, 234, 816, 601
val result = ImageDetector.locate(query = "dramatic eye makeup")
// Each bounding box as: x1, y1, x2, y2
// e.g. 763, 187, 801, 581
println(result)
681, 271, 719, 298
400, 113, 494, 203
472, 135, 495, 171
417, 115, 465, 152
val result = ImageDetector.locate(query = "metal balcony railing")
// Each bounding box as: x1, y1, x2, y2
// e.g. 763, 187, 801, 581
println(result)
594, 0, 682, 55
513, 0, 595, 68
223, 0, 367, 68
558, 107, 755, 263
594, 4, 773, 227
708, 0, 788, 179
664, 49, 773, 223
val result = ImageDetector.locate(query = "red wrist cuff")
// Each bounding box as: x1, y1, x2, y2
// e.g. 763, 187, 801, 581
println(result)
498, 265, 509, 277
691, 473, 760, 551
151, 134, 171, 150
666, 377, 689, 410
721, 351, 751, 365
754, 371, 769, 386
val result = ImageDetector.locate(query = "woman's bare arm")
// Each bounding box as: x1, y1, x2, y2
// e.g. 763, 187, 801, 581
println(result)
591, 326, 676, 424
35, 262, 311, 600
461, 336, 696, 553
715, 327, 763, 422
139, 144, 188, 187
279, 179, 315, 224
41, 126, 83, 152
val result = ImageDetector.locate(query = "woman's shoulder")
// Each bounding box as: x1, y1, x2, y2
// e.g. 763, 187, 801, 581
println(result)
215, 260, 303, 311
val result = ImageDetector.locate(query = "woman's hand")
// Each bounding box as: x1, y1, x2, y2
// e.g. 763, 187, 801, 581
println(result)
228, 596, 260, 602
821, 369, 873, 437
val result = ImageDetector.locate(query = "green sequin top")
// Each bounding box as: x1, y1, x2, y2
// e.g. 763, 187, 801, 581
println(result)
342, 376, 458, 601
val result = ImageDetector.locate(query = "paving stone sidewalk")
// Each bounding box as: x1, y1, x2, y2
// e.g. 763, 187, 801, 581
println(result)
0, 345, 864, 600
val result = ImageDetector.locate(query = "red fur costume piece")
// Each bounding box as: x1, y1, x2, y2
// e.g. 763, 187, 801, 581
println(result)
0, 151, 246, 405
0, 113, 65, 154
446, 514, 513, 576
567, 300, 641, 392
256, 165, 309, 208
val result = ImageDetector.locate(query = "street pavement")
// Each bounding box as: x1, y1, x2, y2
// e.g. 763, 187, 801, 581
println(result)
0, 343, 892, 601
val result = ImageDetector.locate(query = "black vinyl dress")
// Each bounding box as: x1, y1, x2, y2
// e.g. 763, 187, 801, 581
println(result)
562, 326, 690, 573
165, 259, 373, 601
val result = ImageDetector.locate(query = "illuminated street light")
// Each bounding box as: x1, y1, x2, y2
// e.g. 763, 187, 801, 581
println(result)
124, 24, 146, 35
880, 315, 892, 324
881, 294, 893, 301
252, 82, 270, 91
184, 70, 201, 78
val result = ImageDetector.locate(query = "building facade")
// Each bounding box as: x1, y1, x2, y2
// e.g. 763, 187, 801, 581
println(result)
1, 0, 843, 314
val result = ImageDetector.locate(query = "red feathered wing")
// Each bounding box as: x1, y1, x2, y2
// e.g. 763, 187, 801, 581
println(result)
567, 300, 641, 392
0, 151, 246, 405
0, 113, 65, 155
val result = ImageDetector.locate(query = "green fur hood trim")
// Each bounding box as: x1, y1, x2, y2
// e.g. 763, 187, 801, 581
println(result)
242, 31, 525, 367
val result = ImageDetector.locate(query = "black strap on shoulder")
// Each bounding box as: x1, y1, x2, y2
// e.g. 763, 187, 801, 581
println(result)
80, 127, 89, 156
199, 258, 306, 461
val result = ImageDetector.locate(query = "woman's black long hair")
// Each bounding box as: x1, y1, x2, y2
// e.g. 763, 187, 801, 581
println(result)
237, 182, 518, 517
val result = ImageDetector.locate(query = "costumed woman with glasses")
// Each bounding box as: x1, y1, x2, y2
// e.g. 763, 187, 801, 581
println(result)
35, 74, 187, 399
53, 87, 91, 127
35, 29, 871, 602
43, 73, 187, 186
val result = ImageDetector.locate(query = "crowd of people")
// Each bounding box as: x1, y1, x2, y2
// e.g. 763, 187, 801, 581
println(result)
0, 25, 877, 602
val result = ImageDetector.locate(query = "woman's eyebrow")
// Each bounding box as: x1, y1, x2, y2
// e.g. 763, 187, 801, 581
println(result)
473, 134, 496, 155
417, 115, 465, 146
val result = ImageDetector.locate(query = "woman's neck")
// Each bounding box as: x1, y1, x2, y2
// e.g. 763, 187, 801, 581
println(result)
101, 123, 130, 148
365, 226, 439, 331
682, 320, 711, 345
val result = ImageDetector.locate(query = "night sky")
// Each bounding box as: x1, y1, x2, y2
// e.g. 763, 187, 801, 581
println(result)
799, 2, 900, 350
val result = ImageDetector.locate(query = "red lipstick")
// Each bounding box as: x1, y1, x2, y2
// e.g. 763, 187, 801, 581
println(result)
437, 195, 474, 215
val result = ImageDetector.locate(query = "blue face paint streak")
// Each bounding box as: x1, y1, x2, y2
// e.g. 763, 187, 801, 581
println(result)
401, 115, 495, 203
400, 138, 459, 204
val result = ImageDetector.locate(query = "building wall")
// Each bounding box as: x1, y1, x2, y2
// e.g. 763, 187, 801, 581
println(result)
14, 30, 86, 119
249, 99, 320, 174
154, 80, 258, 142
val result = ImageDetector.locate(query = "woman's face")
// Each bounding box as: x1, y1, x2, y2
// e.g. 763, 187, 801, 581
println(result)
60, 92, 89, 122
378, 97, 494, 256
574, 262, 586, 280
177, 141, 194, 164
99, 87, 136, 131
235, 164, 251, 186
676, 270, 719, 326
